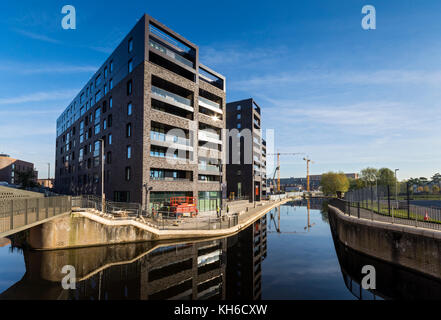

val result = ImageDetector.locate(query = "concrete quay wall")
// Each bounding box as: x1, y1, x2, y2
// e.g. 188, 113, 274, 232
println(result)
328, 204, 441, 279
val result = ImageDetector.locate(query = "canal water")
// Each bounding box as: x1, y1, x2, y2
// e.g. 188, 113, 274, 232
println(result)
0, 199, 439, 300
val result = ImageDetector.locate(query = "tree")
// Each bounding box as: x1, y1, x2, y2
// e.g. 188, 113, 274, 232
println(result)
321, 172, 349, 196
419, 177, 429, 185
432, 173, 441, 188
433, 185, 440, 194
377, 168, 397, 188
15, 170, 37, 188
348, 177, 365, 191
360, 167, 378, 187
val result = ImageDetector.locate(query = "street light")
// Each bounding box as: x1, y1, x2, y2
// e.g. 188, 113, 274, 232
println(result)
395, 169, 400, 210
143, 183, 153, 217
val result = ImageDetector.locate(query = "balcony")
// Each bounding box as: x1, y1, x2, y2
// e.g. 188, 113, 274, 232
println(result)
198, 97, 223, 115
151, 86, 194, 113
149, 38, 194, 69
199, 130, 222, 145
150, 133, 193, 151
198, 164, 221, 175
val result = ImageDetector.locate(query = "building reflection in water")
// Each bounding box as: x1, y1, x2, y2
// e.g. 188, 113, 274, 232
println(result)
0, 217, 267, 301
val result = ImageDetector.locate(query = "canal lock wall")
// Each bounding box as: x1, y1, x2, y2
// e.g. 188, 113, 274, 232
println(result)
328, 204, 441, 280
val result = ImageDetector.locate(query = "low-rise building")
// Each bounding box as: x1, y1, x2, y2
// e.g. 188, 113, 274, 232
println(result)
0, 154, 37, 185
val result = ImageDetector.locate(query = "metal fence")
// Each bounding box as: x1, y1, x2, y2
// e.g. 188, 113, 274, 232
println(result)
72, 195, 240, 231
0, 196, 71, 236
329, 185, 441, 231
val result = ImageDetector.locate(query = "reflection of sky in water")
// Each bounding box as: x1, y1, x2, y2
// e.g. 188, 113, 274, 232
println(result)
0, 245, 26, 293
262, 204, 355, 300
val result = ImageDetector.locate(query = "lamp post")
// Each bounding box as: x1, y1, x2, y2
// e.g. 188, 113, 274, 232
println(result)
143, 183, 153, 217
99, 139, 105, 213
395, 169, 400, 210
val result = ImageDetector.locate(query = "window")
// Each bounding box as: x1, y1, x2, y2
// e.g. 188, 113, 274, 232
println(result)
108, 114, 113, 127
237, 114, 241, 120
128, 59, 133, 73
126, 123, 132, 137
110, 61, 114, 73
104, 84, 108, 95
104, 67, 108, 78
103, 119, 107, 130
127, 103, 132, 116
237, 105, 241, 111
95, 74, 102, 87
127, 80, 132, 95
108, 134, 112, 145
110, 79, 113, 90
109, 97, 113, 109
106, 152, 112, 164
127, 146, 132, 159
237, 123, 241, 129
125, 167, 131, 181
128, 38, 133, 52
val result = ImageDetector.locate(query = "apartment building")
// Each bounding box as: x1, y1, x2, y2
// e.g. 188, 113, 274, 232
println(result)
69, 239, 227, 300
0, 154, 37, 185
55, 14, 226, 212
226, 99, 266, 202
226, 217, 267, 299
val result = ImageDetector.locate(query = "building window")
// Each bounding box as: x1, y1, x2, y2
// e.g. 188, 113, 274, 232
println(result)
237, 123, 241, 129
237, 114, 241, 120
125, 167, 131, 181
128, 38, 133, 52
104, 67, 108, 78
127, 103, 132, 116
126, 123, 132, 137
127, 146, 132, 159
103, 119, 107, 130
110, 61, 114, 73
110, 79, 113, 90
128, 59, 133, 73
106, 152, 112, 164
109, 97, 112, 109
237, 105, 241, 111
127, 80, 132, 95
108, 114, 113, 127
108, 134, 112, 145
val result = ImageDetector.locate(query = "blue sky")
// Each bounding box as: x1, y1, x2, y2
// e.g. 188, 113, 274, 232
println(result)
0, 0, 440, 180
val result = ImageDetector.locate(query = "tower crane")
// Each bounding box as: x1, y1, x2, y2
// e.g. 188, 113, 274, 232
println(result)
303, 156, 315, 193
267, 153, 305, 193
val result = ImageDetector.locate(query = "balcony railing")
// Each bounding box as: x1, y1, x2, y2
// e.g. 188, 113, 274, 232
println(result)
199, 130, 222, 144
151, 86, 193, 112
150, 176, 191, 182
198, 97, 223, 114
198, 164, 221, 172
149, 39, 194, 68
151, 132, 192, 147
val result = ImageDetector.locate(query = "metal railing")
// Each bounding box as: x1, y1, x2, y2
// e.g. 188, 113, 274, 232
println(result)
330, 196, 441, 231
0, 196, 71, 236
72, 195, 240, 231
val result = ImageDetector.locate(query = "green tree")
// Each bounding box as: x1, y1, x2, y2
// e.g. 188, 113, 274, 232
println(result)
348, 177, 365, 191
377, 168, 397, 188
360, 167, 378, 186
320, 172, 349, 196
15, 170, 37, 188
432, 173, 441, 188
433, 185, 440, 194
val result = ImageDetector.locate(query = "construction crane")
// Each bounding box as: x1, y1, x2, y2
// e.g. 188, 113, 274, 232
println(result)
267, 153, 305, 193
303, 156, 315, 193
268, 199, 316, 234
